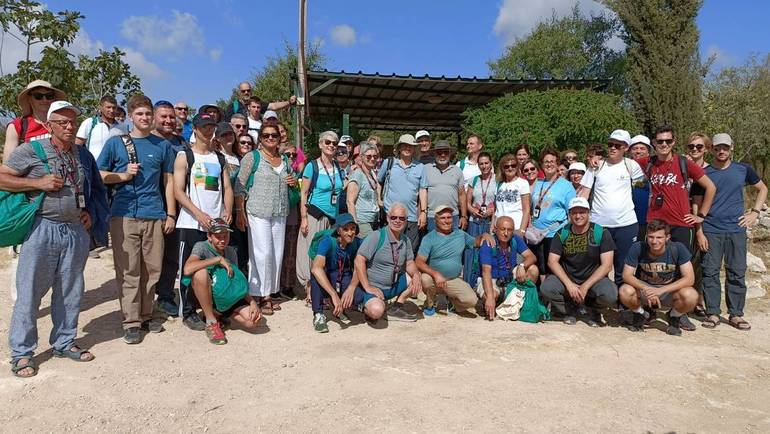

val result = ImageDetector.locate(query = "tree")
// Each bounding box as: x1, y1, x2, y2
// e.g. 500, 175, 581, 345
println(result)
704, 54, 770, 178
0, 1, 142, 118
604, 0, 706, 136
462, 89, 638, 160
488, 6, 626, 94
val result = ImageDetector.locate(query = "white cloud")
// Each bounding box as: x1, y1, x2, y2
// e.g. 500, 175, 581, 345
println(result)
0, 25, 46, 74
706, 45, 736, 69
121, 10, 205, 58
493, 0, 608, 46
209, 48, 222, 61
121, 47, 165, 79
330, 24, 357, 47
69, 30, 104, 57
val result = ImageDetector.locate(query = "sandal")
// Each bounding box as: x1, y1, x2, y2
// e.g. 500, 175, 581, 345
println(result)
701, 315, 720, 329
53, 346, 95, 362
270, 297, 282, 311
729, 315, 751, 331
261, 299, 274, 316
11, 357, 38, 378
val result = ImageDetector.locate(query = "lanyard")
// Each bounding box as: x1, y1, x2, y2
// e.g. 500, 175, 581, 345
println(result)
499, 245, 512, 278
534, 177, 557, 210
53, 145, 81, 194
479, 175, 492, 205
390, 240, 403, 284
336, 245, 347, 287
363, 168, 378, 192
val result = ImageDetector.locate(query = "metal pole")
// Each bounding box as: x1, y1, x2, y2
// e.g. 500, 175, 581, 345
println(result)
296, 0, 308, 152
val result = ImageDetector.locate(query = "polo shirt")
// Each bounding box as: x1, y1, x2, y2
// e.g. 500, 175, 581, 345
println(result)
181, 120, 193, 142
77, 116, 121, 160
357, 228, 414, 291
97, 134, 175, 220
479, 235, 529, 280
457, 157, 481, 185
418, 229, 475, 279
425, 163, 464, 217
379, 157, 428, 222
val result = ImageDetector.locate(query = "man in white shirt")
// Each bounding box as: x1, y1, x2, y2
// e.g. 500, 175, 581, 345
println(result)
246, 96, 262, 142
456, 134, 484, 185
578, 129, 645, 287
75, 95, 121, 160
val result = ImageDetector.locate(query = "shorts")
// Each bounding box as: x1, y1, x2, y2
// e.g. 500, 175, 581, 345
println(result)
638, 285, 674, 307
474, 277, 506, 303
358, 273, 408, 306
217, 298, 249, 318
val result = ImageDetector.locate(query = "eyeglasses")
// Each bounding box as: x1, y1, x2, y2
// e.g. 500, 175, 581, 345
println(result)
48, 119, 76, 128
239, 141, 253, 145
323, 139, 338, 146
503, 164, 516, 170
608, 142, 625, 150
388, 215, 407, 222
542, 159, 557, 165
336, 149, 349, 156
174, 106, 188, 111
656, 139, 674, 145
31, 92, 55, 101
363, 154, 378, 160
239, 89, 252, 93
564, 155, 577, 160
714, 144, 731, 152
261, 133, 280, 139
284, 152, 297, 158
687, 143, 704, 151
522, 167, 537, 173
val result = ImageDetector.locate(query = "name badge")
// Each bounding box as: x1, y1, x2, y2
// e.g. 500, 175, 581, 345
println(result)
76, 193, 86, 209
532, 207, 541, 219
331, 194, 338, 205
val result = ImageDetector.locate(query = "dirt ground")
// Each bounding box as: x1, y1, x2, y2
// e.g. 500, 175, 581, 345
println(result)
1, 249, 770, 433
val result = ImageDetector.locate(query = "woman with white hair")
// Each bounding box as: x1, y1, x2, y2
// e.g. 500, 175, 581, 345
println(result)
296, 131, 345, 297
346, 141, 381, 238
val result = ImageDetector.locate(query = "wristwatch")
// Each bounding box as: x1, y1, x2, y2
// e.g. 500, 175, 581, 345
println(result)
697, 212, 706, 218
751, 208, 761, 215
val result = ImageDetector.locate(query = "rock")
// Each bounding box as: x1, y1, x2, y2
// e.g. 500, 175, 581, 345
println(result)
760, 216, 770, 228
747, 277, 767, 299
747, 252, 767, 273
748, 226, 770, 241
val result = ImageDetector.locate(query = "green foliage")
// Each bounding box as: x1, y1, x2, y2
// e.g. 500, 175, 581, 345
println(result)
488, 6, 626, 94
604, 0, 706, 136
462, 89, 637, 160
0, 1, 141, 118
704, 54, 770, 177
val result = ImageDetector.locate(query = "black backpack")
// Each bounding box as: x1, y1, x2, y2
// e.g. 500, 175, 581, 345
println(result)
644, 154, 690, 191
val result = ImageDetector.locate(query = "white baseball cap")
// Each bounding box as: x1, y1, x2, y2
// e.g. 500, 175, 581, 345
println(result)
609, 129, 631, 146
415, 130, 430, 140
567, 162, 587, 173
46, 100, 81, 120
263, 110, 278, 120
712, 133, 733, 147
630, 134, 651, 148
568, 197, 590, 210
340, 135, 353, 143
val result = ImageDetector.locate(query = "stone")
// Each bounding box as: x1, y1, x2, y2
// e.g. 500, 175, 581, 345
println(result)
760, 216, 770, 228
747, 276, 767, 299
748, 226, 770, 241
747, 252, 767, 273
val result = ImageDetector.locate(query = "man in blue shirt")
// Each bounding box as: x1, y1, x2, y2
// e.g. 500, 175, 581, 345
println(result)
98, 94, 177, 344
310, 213, 362, 333
174, 101, 193, 141
416, 205, 494, 316
378, 134, 428, 254
693, 133, 767, 331
478, 216, 538, 320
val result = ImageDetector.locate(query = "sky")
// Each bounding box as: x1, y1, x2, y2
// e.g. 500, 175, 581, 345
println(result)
3, 0, 768, 111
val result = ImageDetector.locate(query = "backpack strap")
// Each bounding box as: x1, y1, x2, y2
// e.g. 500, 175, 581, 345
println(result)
18, 117, 29, 145
307, 159, 320, 203
459, 158, 466, 171
30, 141, 51, 175
183, 147, 195, 194
590, 223, 603, 247
85, 116, 99, 148
471, 175, 479, 189
380, 157, 395, 202
677, 154, 690, 191
232, 100, 240, 115
558, 224, 572, 244
214, 150, 227, 200
120, 135, 138, 164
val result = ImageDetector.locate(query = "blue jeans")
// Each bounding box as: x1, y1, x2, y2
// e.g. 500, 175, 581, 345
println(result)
607, 223, 639, 287
310, 270, 359, 314
463, 217, 491, 287
10, 218, 90, 361
701, 232, 748, 316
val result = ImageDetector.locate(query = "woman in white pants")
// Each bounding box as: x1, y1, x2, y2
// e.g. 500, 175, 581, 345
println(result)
235, 120, 297, 315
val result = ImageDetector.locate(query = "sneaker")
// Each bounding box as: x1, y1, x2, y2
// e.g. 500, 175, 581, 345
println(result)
157, 300, 179, 317
336, 312, 351, 325
678, 314, 696, 331
205, 322, 227, 345
422, 305, 437, 317
666, 312, 683, 336
88, 250, 101, 259
183, 314, 206, 331
562, 315, 577, 325
386, 303, 419, 322
141, 319, 164, 333
313, 313, 329, 333
123, 327, 142, 344
627, 312, 647, 332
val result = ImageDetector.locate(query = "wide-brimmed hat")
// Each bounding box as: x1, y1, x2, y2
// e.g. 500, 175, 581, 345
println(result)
397, 134, 417, 146
17, 80, 66, 117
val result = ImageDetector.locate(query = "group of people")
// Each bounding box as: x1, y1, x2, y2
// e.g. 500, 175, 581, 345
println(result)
1, 79, 766, 379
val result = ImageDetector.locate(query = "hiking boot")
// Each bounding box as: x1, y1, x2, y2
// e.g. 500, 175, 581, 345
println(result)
314, 313, 329, 333
386, 303, 419, 322
123, 327, 142, 344
666, 312, 683, 337
627, 312, 646, 332
205, 322, 227, 345
584, 309, 604, 328
183, 314, 206, 331
141, 319, 164, 333
678, 314, 696, 331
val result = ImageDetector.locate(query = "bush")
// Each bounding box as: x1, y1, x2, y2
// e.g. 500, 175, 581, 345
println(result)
462, 89, 638, 160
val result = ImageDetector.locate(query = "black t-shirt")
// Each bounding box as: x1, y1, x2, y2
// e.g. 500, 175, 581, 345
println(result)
550, 225, 616, 284
624, 241, 691, 285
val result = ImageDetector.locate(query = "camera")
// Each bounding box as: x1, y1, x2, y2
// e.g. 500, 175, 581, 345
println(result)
654, 194, 664, 208
496, 277, 512, 288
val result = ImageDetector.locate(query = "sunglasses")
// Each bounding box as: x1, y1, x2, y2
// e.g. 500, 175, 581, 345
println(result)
175, 106, 188, 111
32, 92, 55, 101
261, 133, 280, 139
336, 149, 349, 155
522, 167, 537, 173
363, 154, 378, 160
239, 89, 252, 93
608, 142, 625, 150
232, 124, 246, 129
503, 164, 516, 170
564, 155, 577, 160
656, 139, 675, 145
388, 215, 407, 222
323, 139, 338, 146
239, 141, 252, 145
687, 143, 704, 151
284, 152, 297, 158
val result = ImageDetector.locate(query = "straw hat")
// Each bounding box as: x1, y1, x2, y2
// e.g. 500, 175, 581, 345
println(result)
17, 80, 66, 117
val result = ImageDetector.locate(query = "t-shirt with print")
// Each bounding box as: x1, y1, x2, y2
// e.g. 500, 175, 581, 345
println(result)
315, 235, 361, 280
190, 241, 238, 265
695, 162, 761, 234
97, 134, 175, 220
625, 241, 691, 285
356, 228, 414, 291
303, 160, 344, 219
348, 169, 379, 224
4, 139, 85, 224
469, 175, 497, 222
580, 158, 644, 228
176, 151, 225, 231
76, 116, 121, 160
550, 225, 616, 284
425, 164, 464, 217
378, 158, 428, 222
530, 177, 576, 237
479, 235, 529, 280
417, 229, 475, 279
494, 177, 530, 230
636, 155, 705, 228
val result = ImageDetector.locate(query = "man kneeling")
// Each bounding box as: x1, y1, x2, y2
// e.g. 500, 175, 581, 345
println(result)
478, 216, 539, 320
417, 205, 496, 316
541, 197, 618, 326
310, 213, 362, 333
184, 218, 261, 345
619, 219, 698, 336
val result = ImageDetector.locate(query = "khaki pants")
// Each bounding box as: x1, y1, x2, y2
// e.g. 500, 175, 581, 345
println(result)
110, 217, 164, 329
421, 274, 478, 311
295, 213, 331, 291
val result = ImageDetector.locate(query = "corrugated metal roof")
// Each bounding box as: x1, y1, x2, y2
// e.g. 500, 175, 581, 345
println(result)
303, 69, 611, 132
